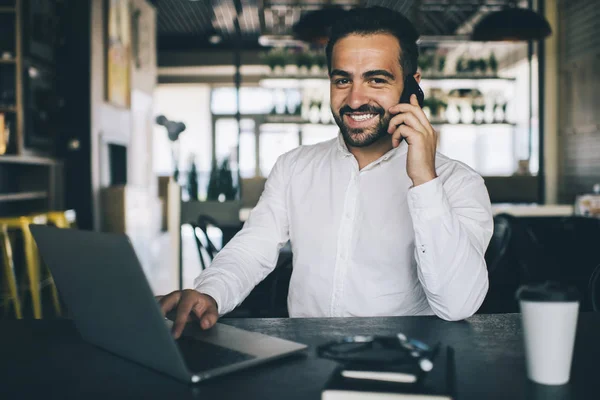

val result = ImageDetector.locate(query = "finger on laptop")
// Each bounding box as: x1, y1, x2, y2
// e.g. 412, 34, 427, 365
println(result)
201, 313, 217, 330
192, 294, 218, 330
173, 292, 199, 339
190, 300, 216, 330
158, 291, 181, 317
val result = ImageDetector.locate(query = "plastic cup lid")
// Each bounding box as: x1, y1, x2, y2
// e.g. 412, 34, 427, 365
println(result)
516, 281, 579, 302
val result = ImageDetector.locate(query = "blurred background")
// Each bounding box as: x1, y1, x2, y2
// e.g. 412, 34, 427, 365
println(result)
1, 0, 599, 320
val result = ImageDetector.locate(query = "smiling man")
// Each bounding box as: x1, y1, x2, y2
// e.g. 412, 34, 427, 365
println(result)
159, 6, 493, 338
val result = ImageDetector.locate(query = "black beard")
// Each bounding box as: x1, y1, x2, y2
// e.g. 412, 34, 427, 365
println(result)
333, 104, 391, 148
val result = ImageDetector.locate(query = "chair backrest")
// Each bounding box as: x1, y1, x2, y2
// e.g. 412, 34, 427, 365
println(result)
196, 215, 221, 258
228, 249, 293, 318
589, 264, 600, 312
190, 223, 211, 271
481, 215, 600, 313
480, 214, 523, 313
485, 213, 513, 275
189, 215, 223, 271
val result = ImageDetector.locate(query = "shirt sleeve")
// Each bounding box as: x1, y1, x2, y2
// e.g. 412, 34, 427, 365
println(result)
407, 172, 493, 321
194, 154, 291, 315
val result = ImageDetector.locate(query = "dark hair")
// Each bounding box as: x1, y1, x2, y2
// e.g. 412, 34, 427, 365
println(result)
325, 6, 420, 77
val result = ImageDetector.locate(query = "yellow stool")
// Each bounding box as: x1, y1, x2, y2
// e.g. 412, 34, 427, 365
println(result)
1, 224, 23, 319
34, 209, 77, 315
45, 210, 77, 229
0, 214, 61, 319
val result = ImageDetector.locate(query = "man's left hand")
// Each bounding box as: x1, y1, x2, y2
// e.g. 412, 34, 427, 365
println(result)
387, 94, 438, 187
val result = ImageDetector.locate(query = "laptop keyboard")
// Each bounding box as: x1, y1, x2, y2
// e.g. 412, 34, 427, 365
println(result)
176, 336, 256, 373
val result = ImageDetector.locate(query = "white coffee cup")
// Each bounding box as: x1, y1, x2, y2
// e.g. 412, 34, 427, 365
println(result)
517, 282, 579, 385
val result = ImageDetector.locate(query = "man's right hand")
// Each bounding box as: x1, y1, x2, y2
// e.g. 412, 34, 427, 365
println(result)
157, 289, 219, 339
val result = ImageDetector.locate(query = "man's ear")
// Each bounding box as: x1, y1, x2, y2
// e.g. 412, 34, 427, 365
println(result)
413, 72, 422, 84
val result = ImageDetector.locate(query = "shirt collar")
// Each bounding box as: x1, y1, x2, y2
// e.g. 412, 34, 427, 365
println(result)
336, 132, 353, 157
336, 132, 409, 163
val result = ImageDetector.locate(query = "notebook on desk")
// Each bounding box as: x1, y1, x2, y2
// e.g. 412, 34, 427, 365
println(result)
29, 225, 307, 384
322, 346, 456, 400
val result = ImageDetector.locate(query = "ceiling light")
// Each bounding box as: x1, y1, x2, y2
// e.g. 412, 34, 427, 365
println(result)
208, 35, 222, 45
471, 6, 552, 41
258, 35, 305, 48
292, 7, 347, 45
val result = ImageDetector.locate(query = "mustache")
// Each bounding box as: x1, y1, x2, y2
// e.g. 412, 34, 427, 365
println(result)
339, 104, 385, 116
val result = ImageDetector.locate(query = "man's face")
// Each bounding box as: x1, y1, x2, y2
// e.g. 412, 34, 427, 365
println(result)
330, 33, 405, 148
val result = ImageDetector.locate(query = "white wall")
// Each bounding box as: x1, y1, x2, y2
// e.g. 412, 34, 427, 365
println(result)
90, 0, 157, 230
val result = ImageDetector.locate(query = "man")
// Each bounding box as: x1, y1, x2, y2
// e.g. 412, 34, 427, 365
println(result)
160, 6, 493, 339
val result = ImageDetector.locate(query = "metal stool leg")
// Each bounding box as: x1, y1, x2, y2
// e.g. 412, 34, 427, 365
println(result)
21, 218, 43, 319
42, 211, 76, 317
1, 225, 22, 319
45, 253, 62, 318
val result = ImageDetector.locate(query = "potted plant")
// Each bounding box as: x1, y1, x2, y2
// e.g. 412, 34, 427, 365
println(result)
477, 58, 488, 75
206, 157, 237, 202
295, 51, 312, 75
263, 49, 287, 74
489, 52, 498, 76
313, 51, 327, 75
186, 155, 199, 201
418, 52, 433, 75
467, 59, 478, 75
437, 55, 446, 76
456, 56, 466, 75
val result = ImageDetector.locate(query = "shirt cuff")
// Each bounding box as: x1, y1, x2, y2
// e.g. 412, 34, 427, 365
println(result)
407, 177, 450, 221
194, 279, 227, 316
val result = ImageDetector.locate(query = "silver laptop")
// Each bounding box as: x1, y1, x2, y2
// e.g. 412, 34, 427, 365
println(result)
30, 224, 307, 383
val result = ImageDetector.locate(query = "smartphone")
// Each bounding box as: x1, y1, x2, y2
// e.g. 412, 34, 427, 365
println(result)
394, 76, 425, 144
399, 75, 424, 107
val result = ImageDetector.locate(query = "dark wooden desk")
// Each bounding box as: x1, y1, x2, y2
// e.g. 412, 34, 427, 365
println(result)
1, 314, 599, 399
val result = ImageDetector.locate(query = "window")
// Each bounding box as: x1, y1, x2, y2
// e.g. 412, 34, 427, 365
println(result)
211, 86, 329, 178
153, 84, 212, 184
211, 87, 278, 115
259, 124, 300, 176
213, 118, 257, 179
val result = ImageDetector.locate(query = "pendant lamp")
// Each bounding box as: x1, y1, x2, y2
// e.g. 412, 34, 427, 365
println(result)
471, 3, 551, 41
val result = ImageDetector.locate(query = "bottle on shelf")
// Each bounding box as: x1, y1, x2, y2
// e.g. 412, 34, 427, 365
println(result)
309, 100, 321, 124
0, 112, 8, 155
445, 102, 461, 125
494, 102, 505, 123
460, 102, 475, 124
574, 183, 600, 218
484, 101, 495, 124
320, 99, 332, 124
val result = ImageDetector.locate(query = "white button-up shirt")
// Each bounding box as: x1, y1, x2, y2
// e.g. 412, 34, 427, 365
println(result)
195, 134, 493, 321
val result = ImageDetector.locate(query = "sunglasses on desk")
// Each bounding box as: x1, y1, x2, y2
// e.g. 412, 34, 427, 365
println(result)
316, 333, 440, 373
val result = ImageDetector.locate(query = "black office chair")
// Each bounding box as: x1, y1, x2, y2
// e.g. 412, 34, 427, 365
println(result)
267, 251, 293, 317
224, 247, 294, 319
481, 213, 554, 313
189, 213, 293, 318
189, 215, 222, 271
485, 213, 513, 275
588, 264, 600, 312
480, 214, 521, 313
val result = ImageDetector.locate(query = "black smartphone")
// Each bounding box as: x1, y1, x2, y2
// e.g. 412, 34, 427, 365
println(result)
399, 75, 424, 107
394, 76, 425, 144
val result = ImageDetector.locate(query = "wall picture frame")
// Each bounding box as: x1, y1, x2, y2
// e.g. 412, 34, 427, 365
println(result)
105, 0, 131, 108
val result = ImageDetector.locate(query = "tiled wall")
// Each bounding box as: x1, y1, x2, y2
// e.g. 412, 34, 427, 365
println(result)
558, 0, 600, 202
